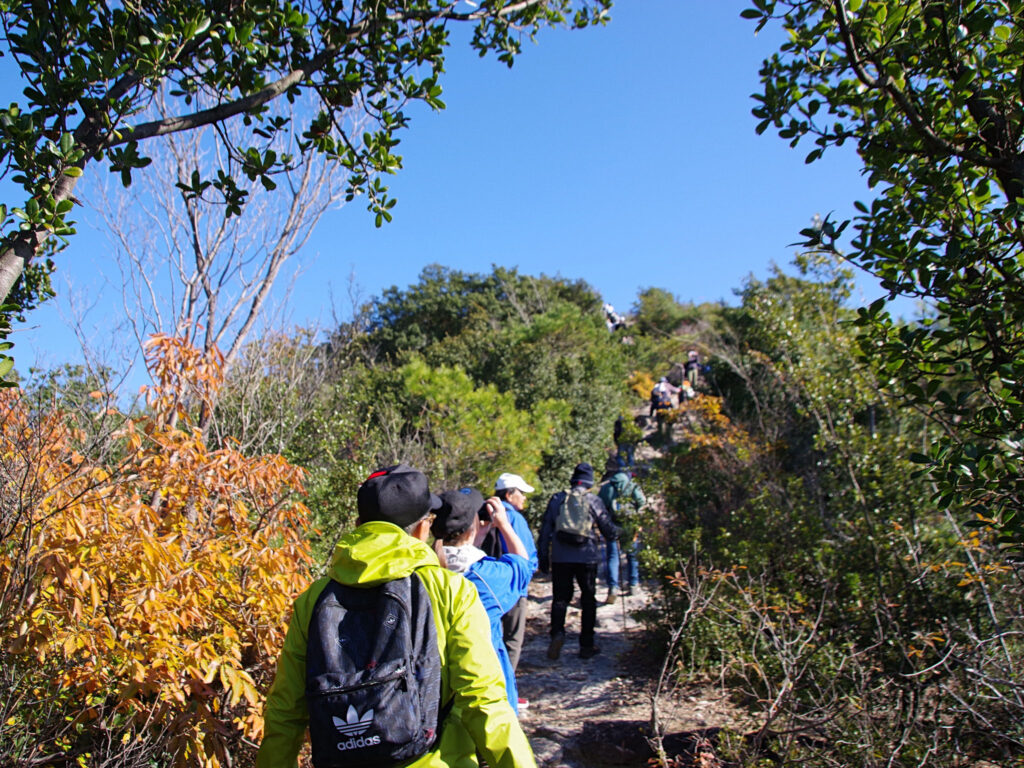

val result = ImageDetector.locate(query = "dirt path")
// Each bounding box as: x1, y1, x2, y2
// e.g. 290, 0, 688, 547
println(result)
513, 402, 751, 767
514, 575, 750, 767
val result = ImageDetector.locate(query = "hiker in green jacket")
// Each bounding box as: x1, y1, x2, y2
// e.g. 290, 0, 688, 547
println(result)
597, 469, 646, 604
257, 464, 536, 768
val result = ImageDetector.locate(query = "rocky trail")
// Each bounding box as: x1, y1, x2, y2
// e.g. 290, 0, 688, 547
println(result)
513, 409, 752, 767
514, 577, 749, 767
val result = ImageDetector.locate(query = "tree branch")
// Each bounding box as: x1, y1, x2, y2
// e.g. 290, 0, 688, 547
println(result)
832, 0, 997, 171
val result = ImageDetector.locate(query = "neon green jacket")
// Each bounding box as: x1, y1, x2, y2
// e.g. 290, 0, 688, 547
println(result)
256, 521, 537, 768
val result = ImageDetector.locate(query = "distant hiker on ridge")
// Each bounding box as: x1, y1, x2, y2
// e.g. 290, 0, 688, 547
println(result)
684, 349, 701, 388
650, 376, 680, 442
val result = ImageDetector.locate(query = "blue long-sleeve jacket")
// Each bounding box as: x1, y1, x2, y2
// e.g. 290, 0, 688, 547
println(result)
463, 553, 532, 711
493, 500, 538, 600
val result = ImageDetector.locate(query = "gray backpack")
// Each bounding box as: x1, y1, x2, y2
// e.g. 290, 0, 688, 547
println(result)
305, 571, 446, 767
555, 487, 594, 546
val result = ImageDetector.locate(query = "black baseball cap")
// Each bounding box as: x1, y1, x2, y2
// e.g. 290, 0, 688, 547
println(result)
357, 464, 442, 528
431, 488, 485, 540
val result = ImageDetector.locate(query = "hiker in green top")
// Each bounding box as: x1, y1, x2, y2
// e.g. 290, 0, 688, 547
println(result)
597, 469, 646, 604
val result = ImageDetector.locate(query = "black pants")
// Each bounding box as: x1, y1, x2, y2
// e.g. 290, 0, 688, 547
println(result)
550, 561, 598, 649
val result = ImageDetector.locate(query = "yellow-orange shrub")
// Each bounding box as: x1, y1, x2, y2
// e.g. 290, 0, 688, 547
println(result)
628, 370, 655, 400
1, 335, 314, 766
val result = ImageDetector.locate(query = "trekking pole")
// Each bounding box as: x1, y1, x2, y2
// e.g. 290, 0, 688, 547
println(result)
620, 576, 628, 635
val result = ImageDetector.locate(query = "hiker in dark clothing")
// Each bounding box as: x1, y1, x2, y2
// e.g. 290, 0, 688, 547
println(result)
537, 462, 619, 661
613, 415, 636, 469
684, 350, 701, 388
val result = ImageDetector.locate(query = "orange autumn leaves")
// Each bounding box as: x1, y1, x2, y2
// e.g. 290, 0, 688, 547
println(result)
1, 335, 313, 766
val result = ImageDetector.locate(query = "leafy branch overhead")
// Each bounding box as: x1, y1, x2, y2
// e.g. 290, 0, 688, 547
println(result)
745, 0, 1024, 548
0, 0, 612, 313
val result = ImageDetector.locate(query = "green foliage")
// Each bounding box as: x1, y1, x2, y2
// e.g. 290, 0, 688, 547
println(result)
0, 0, 612, 349
362, 264, 631, 495
210, 329, 375, 562
0, 302, 16, 387
284, 383, 374, 562
207, 264, 632, 554
746, 0, 1024, 548
644, 261, 1022, 766
630, 287, 690, 337
22, 362, 113, 412
398, 357, 568, 489
626, 287, 726, 388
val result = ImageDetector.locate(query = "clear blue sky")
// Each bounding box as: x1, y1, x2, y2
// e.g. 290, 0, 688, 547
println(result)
9, 1, 886, 387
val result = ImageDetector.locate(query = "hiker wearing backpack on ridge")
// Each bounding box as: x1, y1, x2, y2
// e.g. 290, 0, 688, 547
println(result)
432, 488, 532, 715
598, 469, 646, 604
537, 462, 620, 661
684, 349, 701, 388
257, 464, 535, 768
649, 376, 680, 443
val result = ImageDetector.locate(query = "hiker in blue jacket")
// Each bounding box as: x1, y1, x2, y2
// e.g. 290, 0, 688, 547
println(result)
490, 472, 539, 676
433, 488, 532, 714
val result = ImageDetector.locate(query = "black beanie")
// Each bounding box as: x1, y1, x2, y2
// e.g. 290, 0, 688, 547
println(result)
570, 462, 594, 488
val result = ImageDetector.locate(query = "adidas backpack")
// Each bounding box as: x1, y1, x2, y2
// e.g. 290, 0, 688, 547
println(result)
554, 487, 594, 546
305, 571, 445, 768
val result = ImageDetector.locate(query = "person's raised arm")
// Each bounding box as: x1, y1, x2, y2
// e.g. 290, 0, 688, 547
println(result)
486, 497, 527, 558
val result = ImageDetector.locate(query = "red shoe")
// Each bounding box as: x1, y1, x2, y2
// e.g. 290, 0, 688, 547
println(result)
517, 697, 529, 709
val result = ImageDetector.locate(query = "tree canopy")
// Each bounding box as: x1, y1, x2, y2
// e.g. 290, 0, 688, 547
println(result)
0, 0, 611, 373
746, 0, 1024, 548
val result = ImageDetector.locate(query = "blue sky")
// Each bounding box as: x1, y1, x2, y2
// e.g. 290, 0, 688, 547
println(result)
8, 1, 886, 387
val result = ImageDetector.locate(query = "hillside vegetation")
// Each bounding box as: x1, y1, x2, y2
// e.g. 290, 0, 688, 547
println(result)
3, 260, 1020, 767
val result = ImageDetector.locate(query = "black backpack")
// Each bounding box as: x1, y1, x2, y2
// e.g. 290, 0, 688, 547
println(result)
305, 571, 447, 768
651, 386, 673, 410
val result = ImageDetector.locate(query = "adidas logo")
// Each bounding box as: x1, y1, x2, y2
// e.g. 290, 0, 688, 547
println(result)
333, 705, 373, 737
